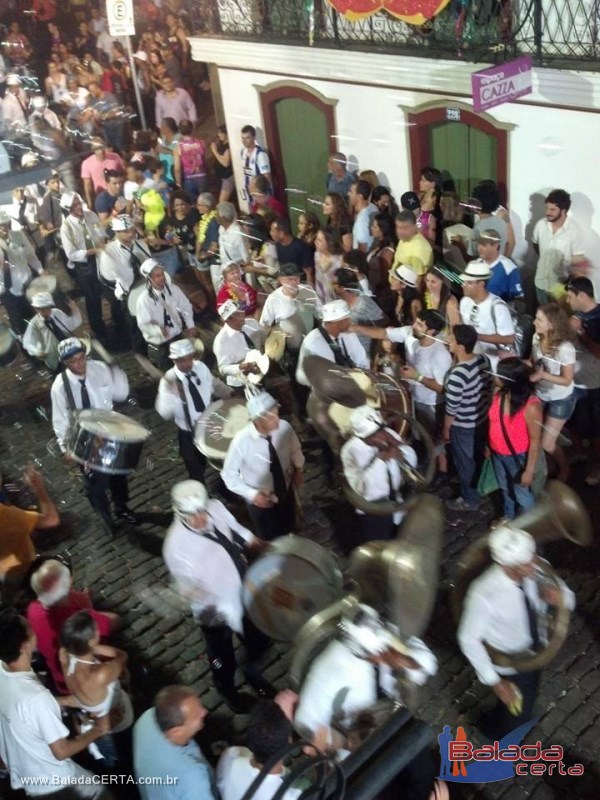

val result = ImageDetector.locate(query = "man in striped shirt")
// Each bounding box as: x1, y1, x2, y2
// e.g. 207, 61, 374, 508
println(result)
443, 325, 493, 511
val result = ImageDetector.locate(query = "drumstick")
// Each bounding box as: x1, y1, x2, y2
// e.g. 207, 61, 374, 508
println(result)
134, 354, 165, 381
89, 338, 115, 365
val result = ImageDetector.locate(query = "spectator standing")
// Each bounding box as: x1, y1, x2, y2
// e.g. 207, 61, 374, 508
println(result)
467, 181, 509, 257
392, 210, 434, 278
0, 610, 109, 799
250, 175, 287, 218
80, 137, 126, 209
529, 303, 576, 483
476, 230, 523, 302
2, 74, 29, 128
348, 180, 377, 253
423, 266, 460, 328
532, 189, 586, 304
240, 124, 272, 206
333, 268, 385, 354
134, 686, 217, 800
155, 76, 196, 128
313, 227, 343, 303
566, 277, 600, 484
323, 192, 353, 253
210, 125, 234, 203
270, 218, 313, 280
326, 152, 355, 199
487, 358, 543, 520
443, 325, 493, 512
173, 120, 208, 198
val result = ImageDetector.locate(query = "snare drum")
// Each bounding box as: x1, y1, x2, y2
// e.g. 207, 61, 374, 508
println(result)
193, 397, 249, 470
243, 535, 343, 641
65, 409, 151, 474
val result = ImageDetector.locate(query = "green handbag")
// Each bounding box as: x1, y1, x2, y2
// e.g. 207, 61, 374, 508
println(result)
478, 456, 499, 495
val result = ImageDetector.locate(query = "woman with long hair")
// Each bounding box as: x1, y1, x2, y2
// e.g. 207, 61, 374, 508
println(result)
297, 211, 320, 251
323, 192, 352, 253
530, 303, 576, 482
366, 213, 397, 315
423, 266, 460, 328
418, 166, 443, 250
210, 125, 233, 203
314, 227, 344, 303
371, 185, 399, 220
488, 358, 544, 519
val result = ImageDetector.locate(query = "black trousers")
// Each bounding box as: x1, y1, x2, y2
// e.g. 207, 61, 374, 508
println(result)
201, 615, 270, 696
82, 468, 129, 530
72, 261, 106, 338
480, 669, 541, 741
177, 429, 207, 482
2, 293, 30, 335
246, 485, 296, 541
357, 513, 395, 542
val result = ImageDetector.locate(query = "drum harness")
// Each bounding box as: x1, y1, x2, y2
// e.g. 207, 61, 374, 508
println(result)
316, 325, 355, 369
182, 516, 248, 578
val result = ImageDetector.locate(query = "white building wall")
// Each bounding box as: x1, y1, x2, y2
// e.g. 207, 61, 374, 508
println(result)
192, 39, 600, 281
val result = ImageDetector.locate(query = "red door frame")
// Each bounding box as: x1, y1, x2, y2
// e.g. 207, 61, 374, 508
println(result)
408, 104, 510, 204
259, 83, 337, 205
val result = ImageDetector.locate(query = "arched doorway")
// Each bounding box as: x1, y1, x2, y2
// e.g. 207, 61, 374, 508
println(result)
405, 102, 513, 203
259, 82, 337, 229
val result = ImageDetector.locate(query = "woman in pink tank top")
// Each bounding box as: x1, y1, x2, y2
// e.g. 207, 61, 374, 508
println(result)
488, 358, 544, 520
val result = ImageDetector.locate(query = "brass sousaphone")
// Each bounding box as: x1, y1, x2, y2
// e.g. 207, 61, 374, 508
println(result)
451, 480, 593, 671
289, 494, 445, 693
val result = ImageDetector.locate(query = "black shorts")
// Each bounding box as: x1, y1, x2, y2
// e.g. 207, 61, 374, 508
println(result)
572, 386, 600, 440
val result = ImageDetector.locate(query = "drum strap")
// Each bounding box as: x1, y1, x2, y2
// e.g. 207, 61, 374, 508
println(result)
204, 522, 248, 579
317, 325, 354, 368
61, 369, 77, 411
174, 377, 194, 432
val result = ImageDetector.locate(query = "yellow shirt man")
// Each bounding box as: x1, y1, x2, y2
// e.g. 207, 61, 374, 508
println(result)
392, 232, 434, 276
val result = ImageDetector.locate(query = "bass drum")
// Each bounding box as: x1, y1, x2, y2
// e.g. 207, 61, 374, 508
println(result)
0, 323, 20, 367
193, 397, 250, 470
65, 409, 151, 474
243, 535, 344, 642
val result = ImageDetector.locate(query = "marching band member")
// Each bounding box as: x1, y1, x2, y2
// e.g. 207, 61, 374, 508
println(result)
163, 480, 275, 713
135, 258, 196, 368
50, 337, 137, 533
458, 525, 575, 740
296, 299, 369, 387
294, 603, 437, 754
259, 262, 322, 348
155, 338, 230, 481
341, 406, 418, 542
212, 299, 265, 390
0, 211, 44, 336
23, 292, 82, 372
222, 392, 304, 540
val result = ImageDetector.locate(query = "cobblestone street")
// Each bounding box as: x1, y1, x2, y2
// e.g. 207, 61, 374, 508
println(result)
1, 280, 599, 800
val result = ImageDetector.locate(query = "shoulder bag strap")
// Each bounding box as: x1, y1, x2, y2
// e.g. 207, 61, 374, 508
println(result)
174, 376, 193, 432
61, 369, 77, 411
498, 394, 525, 472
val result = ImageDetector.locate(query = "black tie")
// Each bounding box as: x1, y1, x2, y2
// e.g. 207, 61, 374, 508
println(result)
387, 462, 396, 501
161, 293, 174, 329
241, 328, 255, 350
79, 379, 91, 409
520, 584, 540, 651
129, 248, 142, 278
186, 372, 205, 413
265, 435, 287, 502
45, 316, 68, 341
204, 525, 248, 579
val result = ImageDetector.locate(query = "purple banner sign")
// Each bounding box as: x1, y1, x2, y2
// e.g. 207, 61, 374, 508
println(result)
472, 56, 533, 112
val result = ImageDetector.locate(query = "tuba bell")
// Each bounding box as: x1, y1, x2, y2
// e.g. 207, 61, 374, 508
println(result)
451, 480, 593, 672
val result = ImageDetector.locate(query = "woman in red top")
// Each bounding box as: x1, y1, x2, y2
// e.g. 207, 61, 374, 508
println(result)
216, 262, 258, 317
488, 358, 544, 520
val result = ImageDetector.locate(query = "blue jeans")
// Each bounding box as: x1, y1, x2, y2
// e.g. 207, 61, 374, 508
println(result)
450, 424, 486, 506
492, 451, 536, 519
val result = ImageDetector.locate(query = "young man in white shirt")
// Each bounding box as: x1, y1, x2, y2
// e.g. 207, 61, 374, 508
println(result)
0, 609, 109, 799
458, 525, 575, 741
458, 260, 515, 369
222, 392, 304, 540
240, 125, 272, 208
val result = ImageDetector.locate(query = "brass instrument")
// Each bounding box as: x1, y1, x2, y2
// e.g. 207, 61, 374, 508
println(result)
451, 481, 593, 672
289, 495, 444, 699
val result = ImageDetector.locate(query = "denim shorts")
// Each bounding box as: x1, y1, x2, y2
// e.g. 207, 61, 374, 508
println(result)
543, 392, 576, 421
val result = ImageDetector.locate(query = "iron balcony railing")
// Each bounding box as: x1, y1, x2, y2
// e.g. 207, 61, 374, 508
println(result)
188, 0, 600, 65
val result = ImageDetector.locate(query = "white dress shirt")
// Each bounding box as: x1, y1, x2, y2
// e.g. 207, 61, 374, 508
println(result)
98, 238, 152, 298
387, 327, 452, 405
222, 420, 305, 504
23, 308, 82, 370
217, 746, 301, 800
155, 361, 215, 432
259, 285, 321, 329
459, 293, 515, 369
1, 90, 29, 128
458, 562, 575, 686
341, 432, 417, 523
0, 234, 43, 296
219, 222, 248, 268
59, 211, 106, 269
162, 499, 254, 633
213, 320, 264, 387
50, 360, 129, 451
532, 216, 585, 292
296, 328, 369, 387
295, 636, 437, 739
135, 282, 194, 345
